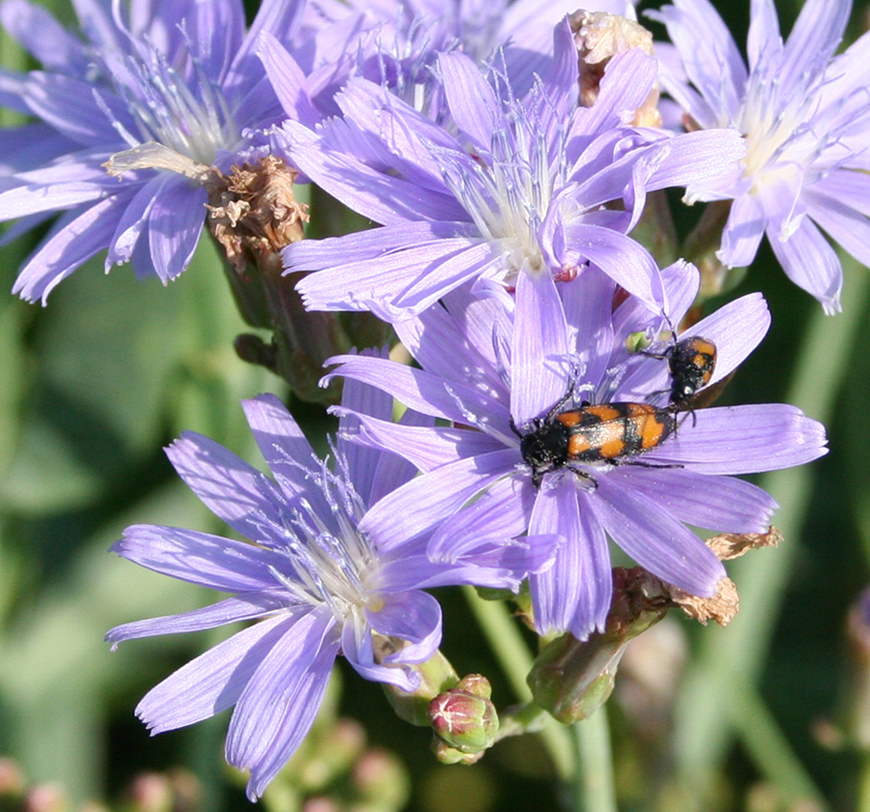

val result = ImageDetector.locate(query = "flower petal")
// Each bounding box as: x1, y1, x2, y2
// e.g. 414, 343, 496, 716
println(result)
241, 395, 320, 501
147, 175, 206, 282
511, 271, 569, 424
359, 449, 519, 549
326, 353, 511, 430
334, 407, 503, 474
12, 193, 131, 303
164, 433, 291, 549
438, 52, 499, 149
591, 474, 726, 595
529, 481, 612, 639
110, 524, 286, 591
135, 613, 293, 735
367, 591, 442, 665
651, 404, 828, 474
610, 467, 776, 533
426, 474, 536, 560
106, 591, 291, 646
719, 193, 766, 268
767, 217, 842, 314
228, 609, 339, 801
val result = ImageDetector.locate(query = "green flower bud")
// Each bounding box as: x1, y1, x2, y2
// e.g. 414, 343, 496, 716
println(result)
529, 567, 669, 723
429, 675, 498, 754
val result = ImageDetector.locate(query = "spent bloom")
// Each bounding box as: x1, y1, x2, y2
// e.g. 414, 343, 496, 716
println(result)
106, 383, 550, 800
0, 0, 310, 302
324, 267, 827, 641
651, 0, 870, 313
280, 21, 745, 321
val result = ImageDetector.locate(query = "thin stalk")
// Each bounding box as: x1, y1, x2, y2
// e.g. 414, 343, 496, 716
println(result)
730, 677, 830, 810
571, 709, 618, 812
462, 587, 575, 780
858, 752, 870, 812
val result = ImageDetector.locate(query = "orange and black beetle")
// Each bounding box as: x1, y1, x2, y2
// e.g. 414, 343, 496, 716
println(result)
515, 398, 676, 489
666, 336, 717, 410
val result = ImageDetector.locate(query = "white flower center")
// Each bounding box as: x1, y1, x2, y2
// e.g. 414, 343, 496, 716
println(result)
442, 101, 563, 282
261, 459, 382, 621
737, 62, 828, 196
101, 39, 240, 178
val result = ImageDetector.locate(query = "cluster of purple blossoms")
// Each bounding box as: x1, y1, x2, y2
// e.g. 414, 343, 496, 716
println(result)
279, 24, 745, 321
107, 380, 552, 800
0, 0, 311, 301
651, 0, 870, 313
275, 0, 637, 121
324, 265, 825, 640
0, 0, 626, 302
0, 0, 846, 800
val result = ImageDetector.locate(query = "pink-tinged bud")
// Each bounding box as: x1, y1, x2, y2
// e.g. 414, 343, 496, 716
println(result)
429, 675, 498, 756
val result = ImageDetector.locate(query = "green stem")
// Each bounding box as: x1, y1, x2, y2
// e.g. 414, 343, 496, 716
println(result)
858, 752, 870, 812
673, 258, 870, 794
571, 710, 618, 812
462, 587, 575, 780
730, 677, 829, 810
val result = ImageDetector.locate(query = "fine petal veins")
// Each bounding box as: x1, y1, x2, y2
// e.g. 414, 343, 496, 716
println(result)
331, 264, 826, 641
653, 0, 869, 311
108, 387, 544, 798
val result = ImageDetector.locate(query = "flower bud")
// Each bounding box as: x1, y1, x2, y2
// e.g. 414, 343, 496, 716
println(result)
528, 568, 669, 723
432, 739, 485, 766
429, 675, 499, 756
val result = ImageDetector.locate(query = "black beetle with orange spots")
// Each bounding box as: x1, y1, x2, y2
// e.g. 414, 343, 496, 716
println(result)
512, 392, 677, 489
665, 336, 717, 410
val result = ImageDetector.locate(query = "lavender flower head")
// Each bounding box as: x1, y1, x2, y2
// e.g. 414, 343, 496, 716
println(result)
289, 0, 637, 120
106, 381, 549, 800
0, 0, 308, 302
651, 0, 870, 313
325, 267, 827, 641
280, 20, 746, 322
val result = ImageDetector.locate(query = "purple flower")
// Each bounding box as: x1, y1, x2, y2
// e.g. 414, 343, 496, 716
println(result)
324, 267, 827, 641
271, 0, 638, 121
280, 21, 745, 321
106, 382, 549, 800
650, 0, 870, 314
0, 0, 307, 302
